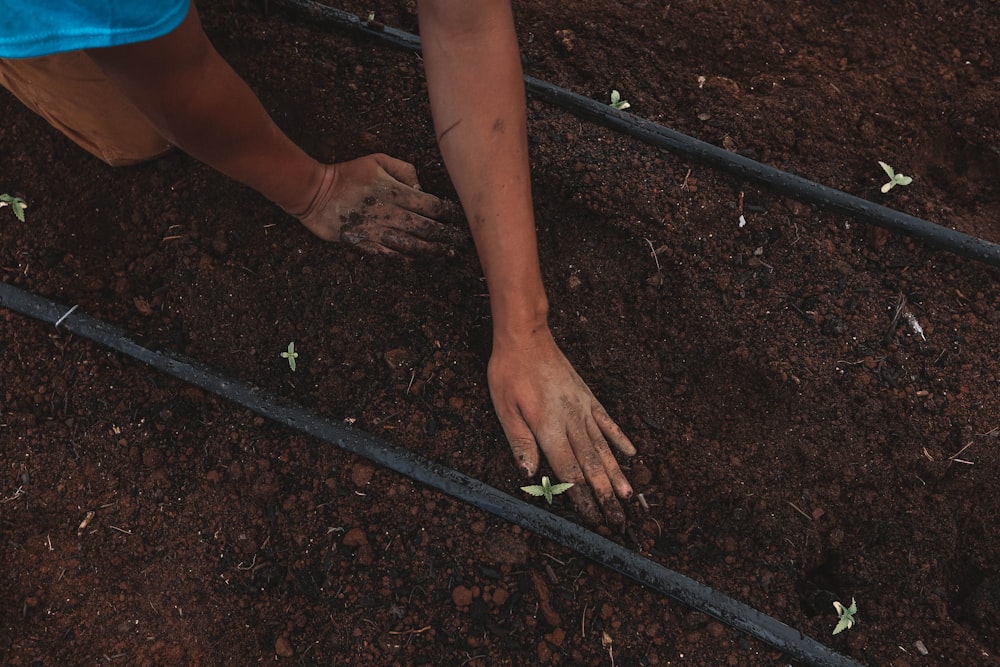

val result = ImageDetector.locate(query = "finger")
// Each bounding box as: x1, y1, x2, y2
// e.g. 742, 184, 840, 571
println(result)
339, 225, 398, 255
373, 153, 421, 189
496, 411, 540, 477
370, 154, 462, 224
393, 187, 465, 225
350, 239, 399, 256
566, 422, 615, 503
539, 425, 606, 527
586, 419, 633, 500
341, 224, 444, 257
565, 483, 602, 527
598, 493, 626, 531
392, 212, 465, 244
376, 227, 452, 257
570, 423, 631, 531
566, 424, 625, 530
593, 403, 637, 457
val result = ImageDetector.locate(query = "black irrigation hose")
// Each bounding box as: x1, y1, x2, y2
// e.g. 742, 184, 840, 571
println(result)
0, 282, 864, 667
274, 0, 1000, 270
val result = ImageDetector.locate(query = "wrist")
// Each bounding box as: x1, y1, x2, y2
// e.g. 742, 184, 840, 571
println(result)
491, 296, 551, 349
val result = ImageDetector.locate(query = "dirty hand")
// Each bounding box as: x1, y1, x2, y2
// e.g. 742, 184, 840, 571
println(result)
488, 329, 636, 529
295, 153, 463, 255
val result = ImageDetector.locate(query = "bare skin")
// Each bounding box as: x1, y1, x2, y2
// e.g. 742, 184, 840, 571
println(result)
83, 0, 635, 528
419, 0, 636, 528
297, 155, 463, 254
86, 2, 459, 255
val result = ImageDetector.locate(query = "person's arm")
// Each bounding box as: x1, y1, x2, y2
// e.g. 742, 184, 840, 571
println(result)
418, 0, 636, 528
87, 1, 458, 255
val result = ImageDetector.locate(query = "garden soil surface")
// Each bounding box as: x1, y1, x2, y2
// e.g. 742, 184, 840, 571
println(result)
3, 1, 1000, 665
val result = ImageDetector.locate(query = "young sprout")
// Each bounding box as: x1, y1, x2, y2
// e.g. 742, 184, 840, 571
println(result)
366, 10, 375, 23
0, 194, 27, 222
609, 90, 631, 111
521, 476, 574, 504
832, 597, 858, 635
878, 161, 913, 193
280, 342, 299, 371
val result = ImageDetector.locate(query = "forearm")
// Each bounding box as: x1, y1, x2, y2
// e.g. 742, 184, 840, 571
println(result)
419, 0, 548, 344
87, 3, 321, 214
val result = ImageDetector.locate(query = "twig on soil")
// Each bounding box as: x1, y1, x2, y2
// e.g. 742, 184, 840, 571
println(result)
601, 631, 616, 667
540, 551, 567, 566
903, 312, 926, 341
54, 304, 78, 328
947, 441, 977, 465
637, 492, 649, 511
643, 238, 661, 272
884, 293, 907, 342
787, 501, 813, 522
922, 442, 977, 465
161, 224, 185, 242
885, 293, 926, 344
77, 510, 95, 535
388, 625, 431, 636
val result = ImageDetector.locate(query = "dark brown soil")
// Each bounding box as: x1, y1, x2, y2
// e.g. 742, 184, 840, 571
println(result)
3, 1, 1000, 665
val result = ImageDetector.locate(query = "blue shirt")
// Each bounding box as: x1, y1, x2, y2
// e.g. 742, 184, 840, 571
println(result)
0, 1, 189, 58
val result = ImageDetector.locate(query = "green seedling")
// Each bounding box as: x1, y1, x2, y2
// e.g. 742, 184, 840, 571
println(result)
280, 341, 299, 371
832, 597, 858, 635
366, 10, 375, 22
0, 194, 27, 222
610, 89, 631, 111
521, 476, 574, 504
878, 161, 912, 193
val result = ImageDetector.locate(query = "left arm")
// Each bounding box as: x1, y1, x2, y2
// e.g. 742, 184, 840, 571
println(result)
418, 0, 636, 528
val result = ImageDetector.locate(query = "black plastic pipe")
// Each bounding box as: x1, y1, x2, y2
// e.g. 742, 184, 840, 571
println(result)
273, 0, 1000, 270
0, 282, 865, 667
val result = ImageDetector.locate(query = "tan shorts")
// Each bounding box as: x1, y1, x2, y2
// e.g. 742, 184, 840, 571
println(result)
0, 51, 173, 167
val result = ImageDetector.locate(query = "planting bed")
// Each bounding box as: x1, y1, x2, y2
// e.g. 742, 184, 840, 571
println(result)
2, 1, 999, 665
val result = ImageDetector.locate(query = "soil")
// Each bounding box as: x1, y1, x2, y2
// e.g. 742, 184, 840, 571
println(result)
3, 1, 1000, 665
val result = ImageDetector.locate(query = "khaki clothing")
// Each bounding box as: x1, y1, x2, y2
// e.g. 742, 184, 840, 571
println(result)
0, 51, 172, 166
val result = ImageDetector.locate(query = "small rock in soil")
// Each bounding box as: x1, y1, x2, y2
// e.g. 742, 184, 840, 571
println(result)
490, 528, 531, 567
536, 639, 553, 662
343, 527, 368, 548
545, 627, 566, 647
274, 636, 294, 657
631, 462, 654, 487
452, 585, 474, 607
492, 586, 510, 606
350, 463, 374, 488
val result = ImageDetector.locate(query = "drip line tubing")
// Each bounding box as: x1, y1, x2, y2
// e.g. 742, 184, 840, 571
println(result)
274, 0, 1000, 269
0, 282, 864, 667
